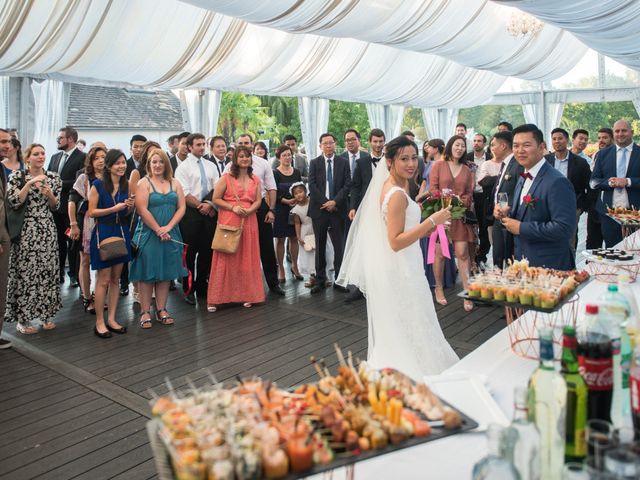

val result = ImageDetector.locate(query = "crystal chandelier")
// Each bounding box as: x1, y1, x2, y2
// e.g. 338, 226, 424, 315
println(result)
507, 11, 544, 38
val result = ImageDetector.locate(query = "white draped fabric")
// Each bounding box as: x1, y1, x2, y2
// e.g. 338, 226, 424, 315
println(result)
365, 104, 405, 139
0, 0, 580, 109
422, 108, 459, 141
494, 0, 640, 70
298, 97, 329, 160
545, 92, 567, 143
185, 0, 587, 81
31, 79, 68, 158
0, 77, 9, 128
177, 89, 222, 135
520, 93, 540, 125
632, 95, 640, 119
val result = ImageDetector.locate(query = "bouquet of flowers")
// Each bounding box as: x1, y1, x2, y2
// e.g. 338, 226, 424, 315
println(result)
420, 188, 466, 220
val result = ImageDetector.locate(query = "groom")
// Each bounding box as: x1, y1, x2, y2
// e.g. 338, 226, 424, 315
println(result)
498, 124, 576, 271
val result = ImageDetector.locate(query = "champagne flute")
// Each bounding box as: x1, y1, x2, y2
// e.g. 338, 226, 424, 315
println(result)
497, 192, 509, 217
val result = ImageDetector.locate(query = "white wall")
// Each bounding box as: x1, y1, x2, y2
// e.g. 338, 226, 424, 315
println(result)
71, 129, 180, 156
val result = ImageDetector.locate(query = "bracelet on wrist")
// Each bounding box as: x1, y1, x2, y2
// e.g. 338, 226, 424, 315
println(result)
428, 217, 437, 228
70, 222, 78, 226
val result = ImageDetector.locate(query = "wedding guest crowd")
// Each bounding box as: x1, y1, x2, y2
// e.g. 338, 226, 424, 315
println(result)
0, 114, 637, 347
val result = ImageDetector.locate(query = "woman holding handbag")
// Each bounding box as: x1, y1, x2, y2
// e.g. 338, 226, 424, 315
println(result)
68, 146, 107, 314
6, 143, 62, 334
88, 149, 134, 338
207, 145, 264, 312
129, 149, 187, 329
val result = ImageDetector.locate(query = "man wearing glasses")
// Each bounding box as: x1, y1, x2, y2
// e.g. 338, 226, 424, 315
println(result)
48, 127, 86, 286
308, 133, 351, 293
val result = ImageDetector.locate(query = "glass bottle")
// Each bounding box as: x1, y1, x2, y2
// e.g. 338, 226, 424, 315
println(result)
561, 324, 588, 462
528, 327, 566, 480
502, 386, 541, 480
472, 423, 521, 480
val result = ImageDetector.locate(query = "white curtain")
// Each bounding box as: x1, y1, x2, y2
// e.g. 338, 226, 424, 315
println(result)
31, 79, 69, 157
177, 89, 222, 135
494, 0, 640, 70
421, 108, 459, 141
520, 93, 540, 125
0, 76, 9, 128
298, 97, 329, 161
545, 92, 567, 143
186, 0, 587, 80
0, 0, 567, 109
632, 95, 640, 119
366, 104, 405, 139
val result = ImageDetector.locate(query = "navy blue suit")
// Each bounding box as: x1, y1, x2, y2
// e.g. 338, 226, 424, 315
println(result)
590, 144, 640, 247
512, 160, 577, 271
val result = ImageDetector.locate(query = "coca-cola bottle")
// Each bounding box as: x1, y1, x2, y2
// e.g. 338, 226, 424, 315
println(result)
577, 304, 614, 422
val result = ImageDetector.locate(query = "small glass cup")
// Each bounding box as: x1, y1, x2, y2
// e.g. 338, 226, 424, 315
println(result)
563, 462, 590, 480
586, 419, 616, 471
604, 447, 640, 479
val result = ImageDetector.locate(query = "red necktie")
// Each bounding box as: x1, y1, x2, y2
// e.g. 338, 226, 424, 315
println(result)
520, 172, 533, 180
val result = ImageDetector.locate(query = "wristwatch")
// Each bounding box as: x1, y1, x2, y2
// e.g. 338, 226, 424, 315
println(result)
269, 208, 275, 213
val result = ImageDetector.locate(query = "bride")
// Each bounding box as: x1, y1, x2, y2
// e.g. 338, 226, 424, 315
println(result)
338, 135, 459, 380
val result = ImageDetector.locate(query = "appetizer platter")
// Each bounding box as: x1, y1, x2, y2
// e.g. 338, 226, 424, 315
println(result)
582, 248, 637, 264
459, 259, 590, 313
607, 207, 640, 227
147, 347, 477, 480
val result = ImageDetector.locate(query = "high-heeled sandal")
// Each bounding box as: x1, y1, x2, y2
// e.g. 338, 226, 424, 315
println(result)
434, 286, 448, 306
139, 310, 153, 329
82, 295, 96, 315
156, 309, 174, 325
290, 268, 303, 281
40, 320, 56, 331
17, 322, 39, 335
463, 300, 474, 312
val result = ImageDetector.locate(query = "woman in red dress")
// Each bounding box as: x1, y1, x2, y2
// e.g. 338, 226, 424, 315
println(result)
430, 135, 477, 312
207, 146, 265, 312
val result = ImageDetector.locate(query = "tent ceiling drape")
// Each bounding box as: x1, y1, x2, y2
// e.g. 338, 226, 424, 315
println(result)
0, 0, 589, 109
493, 0, 640, 70
184, 0, 587, 81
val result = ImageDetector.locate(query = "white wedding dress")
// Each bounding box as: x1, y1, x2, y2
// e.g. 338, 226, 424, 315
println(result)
337, 164, 459, 381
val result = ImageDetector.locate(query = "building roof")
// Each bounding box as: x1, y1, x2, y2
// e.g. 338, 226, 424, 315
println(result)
67, 84, 183, 130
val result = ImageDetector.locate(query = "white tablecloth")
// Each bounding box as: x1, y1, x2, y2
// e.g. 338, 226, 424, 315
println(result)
308, 234, 640, 479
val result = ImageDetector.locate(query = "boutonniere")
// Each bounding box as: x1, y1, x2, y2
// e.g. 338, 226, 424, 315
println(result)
522, 194, 539, 209
504, 173, 512, 181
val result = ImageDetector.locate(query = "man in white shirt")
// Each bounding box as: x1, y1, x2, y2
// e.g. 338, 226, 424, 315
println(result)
230, 133, 284, 295
174, 133, 220, 304
591, 119, 640, 246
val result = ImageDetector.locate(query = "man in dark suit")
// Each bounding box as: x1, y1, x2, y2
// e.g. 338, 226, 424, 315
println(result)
591, 119, 640, 247
466, 133, 492, 267
586, 127, 614, 249
125, 134, 147, 179
308, 133, 351, 294
208, 135, 229, 177
498, 124, 577, 271
345, 128, 385, 303
169, 131, 190, 174
48, 127, 86, 285
339, 129, 371, 179
487, 131, 523, 269
544, 127, 592, 251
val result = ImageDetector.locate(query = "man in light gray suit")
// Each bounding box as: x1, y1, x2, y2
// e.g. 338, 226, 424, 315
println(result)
0, 128, 12, 348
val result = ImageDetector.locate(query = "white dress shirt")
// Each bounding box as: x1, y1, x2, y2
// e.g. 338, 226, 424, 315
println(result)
174, 153, 220, 201
223, 154, 276, 199
472, 153, 486, 192
612, 143, 634, 208
519, 157, 546, 205
324, 155, 335, 198
553, 152, 569, 178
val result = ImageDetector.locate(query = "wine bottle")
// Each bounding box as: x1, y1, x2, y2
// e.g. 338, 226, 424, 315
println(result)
502, 386, 541, 480
472, 423, 521, 480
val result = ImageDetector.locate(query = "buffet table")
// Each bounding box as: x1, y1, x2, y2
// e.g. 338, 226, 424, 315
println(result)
308, 233, 640, 479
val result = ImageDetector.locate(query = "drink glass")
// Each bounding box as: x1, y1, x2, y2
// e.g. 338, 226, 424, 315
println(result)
587, 419, 616, 471
562, 462, 589, 480
497, 192, 509, 217
604, 447, 640, 479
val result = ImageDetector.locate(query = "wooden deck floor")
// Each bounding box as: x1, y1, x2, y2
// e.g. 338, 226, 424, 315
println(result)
0, 213, 591, 479
0, 275, 505, 479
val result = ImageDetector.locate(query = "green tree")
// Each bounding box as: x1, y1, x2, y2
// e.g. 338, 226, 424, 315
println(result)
402, 107, 426, 140
561, 101, 639, 142
327, 100, 370, 150
217, 92, 282, 144
258, 95, 302, 143
458, 105, 525, 138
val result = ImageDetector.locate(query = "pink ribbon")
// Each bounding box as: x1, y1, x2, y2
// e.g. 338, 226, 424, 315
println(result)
427, 224, 451, 265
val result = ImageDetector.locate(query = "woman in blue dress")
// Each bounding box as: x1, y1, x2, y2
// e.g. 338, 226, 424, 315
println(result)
130, 149, 187, 328
416, 139, 457, 299
88, 149, 134, 338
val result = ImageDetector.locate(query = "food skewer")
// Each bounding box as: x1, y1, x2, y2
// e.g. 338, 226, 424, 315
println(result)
334, 343, 347, 367
310, 356, 325, 378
